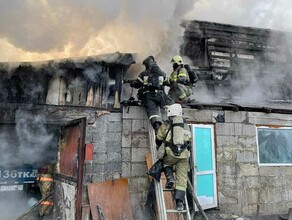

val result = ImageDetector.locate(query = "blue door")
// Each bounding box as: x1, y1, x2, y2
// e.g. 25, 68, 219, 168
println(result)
191, 124, 217, 210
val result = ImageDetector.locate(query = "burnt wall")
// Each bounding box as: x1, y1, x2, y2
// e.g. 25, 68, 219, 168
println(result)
181, 20, 292, 100
0, 53, 135, 109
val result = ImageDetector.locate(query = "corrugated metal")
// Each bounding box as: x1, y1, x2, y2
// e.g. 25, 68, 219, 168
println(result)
88, 178, 133, 220
53, 180, 76, 220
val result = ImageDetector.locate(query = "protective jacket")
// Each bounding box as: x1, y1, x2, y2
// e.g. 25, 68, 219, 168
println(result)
167, 66, 192, 102
156, 116, 191, 194
37, 164, 54, 217
130, 64, 173, 129
156, 116, 191, 158
130, 63, 167, 93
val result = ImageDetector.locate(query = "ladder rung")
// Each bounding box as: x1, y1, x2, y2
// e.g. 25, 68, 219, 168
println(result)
166, 209, 188, 213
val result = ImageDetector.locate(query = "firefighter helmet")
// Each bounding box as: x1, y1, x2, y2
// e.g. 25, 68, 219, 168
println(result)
167, 104, 182, 117
171, 55, 183, 65
142, 56, 155, 69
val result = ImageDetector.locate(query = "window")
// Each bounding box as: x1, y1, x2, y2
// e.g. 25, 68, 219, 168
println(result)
257, 126, 292, 166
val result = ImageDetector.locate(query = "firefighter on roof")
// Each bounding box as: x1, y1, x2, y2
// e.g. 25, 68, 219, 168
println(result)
166, 55, 192, 103
128, 56, 174, 133
37, 163, 54, 217
156, 103, 191, 211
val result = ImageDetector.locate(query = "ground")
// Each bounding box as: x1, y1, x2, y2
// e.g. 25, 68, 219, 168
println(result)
192, 209, 240, 220
192, 209, 288, 220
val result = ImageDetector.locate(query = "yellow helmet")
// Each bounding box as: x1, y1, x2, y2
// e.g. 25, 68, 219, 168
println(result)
171, 55, 183, 65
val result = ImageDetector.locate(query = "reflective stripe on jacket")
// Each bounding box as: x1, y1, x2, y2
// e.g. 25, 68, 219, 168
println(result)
41, 201, 54, 206
169, 67, 189, 83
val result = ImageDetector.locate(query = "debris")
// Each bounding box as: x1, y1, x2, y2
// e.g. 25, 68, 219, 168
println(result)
96, 111, 110, 118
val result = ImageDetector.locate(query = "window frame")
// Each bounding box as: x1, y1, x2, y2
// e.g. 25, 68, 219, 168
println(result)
256, 126, 292, 166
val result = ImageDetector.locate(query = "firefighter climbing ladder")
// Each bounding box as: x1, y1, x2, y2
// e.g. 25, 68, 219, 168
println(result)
148, 122, 192, 220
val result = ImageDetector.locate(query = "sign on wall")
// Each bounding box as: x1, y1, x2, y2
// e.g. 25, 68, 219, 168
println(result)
257, 126, 292, 166
0, 167, 37, 185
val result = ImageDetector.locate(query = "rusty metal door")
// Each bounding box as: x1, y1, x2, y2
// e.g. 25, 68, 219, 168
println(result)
53, 118, 86, 220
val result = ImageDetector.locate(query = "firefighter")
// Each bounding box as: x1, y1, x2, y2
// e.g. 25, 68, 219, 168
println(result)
156, 103, 191, 211
129, 56, 173, 132
167, 55, 192, 103
37, 163, 54, 217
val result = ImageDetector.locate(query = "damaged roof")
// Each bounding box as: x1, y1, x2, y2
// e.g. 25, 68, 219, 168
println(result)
180, 20, 292, 109
0, 52, 136, 67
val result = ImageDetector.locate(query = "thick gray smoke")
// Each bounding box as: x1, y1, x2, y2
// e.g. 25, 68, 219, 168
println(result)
0, 111, 58, 168
0, 192, 33, 220
187, 0, 292, 31
185, 0, 292, 104
0, 111, 58, 220
0, 0, 196, 65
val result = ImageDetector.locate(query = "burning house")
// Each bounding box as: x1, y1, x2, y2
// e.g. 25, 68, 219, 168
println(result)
0, 20, 292, 220
0, 52, 136, 219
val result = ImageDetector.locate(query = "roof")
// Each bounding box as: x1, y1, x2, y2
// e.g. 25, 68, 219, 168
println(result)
181, 20, 292, 104
0, 52, 136, 68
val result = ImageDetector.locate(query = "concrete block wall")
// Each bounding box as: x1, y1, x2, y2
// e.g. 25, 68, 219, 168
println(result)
185, 109, 292, 216
83, 106, 151, 220
80, 106, 292, 218
122, 106, 152, 220
84, 112, 123, 183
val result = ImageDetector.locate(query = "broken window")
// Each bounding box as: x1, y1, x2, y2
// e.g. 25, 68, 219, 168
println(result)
257, 126, 292, 166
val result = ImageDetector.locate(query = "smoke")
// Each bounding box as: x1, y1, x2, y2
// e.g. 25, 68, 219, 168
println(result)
184, 0, 292, 103
0, 0, 195, 66
0, 111, 58, 219
0, 0, 290, 103
0, 191, 34, 220
0, 111, 58, 168
187, 0, 292, 31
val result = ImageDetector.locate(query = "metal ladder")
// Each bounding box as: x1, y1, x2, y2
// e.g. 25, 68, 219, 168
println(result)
148, 122, 192, 220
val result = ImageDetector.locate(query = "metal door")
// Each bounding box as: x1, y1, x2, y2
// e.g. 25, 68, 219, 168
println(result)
53, 118, 86, 220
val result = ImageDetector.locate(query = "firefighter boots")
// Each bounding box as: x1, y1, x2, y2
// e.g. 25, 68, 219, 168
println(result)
176, 199, 184, 211
164, 166, 174, 189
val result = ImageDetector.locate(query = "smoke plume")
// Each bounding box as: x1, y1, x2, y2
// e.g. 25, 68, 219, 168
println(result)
0, 111, 58, 168
0, 0, 195, 67
187, 0, 292, 31
185, 0, 292, 103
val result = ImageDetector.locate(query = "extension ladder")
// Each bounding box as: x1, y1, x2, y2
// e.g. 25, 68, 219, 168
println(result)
148, 122, 192, 220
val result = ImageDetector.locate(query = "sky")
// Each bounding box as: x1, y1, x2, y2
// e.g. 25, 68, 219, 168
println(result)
187, 0, 292, 31
0, 0, 292, 63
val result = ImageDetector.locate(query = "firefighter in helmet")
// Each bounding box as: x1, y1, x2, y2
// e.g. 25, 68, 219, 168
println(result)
166, 55, 192, 103
129, 56, 174, 132
37, 163, 54, 217
156, 103, 191, 211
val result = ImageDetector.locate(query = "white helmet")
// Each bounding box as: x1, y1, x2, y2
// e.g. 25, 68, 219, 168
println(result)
167, 104, 182, 117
